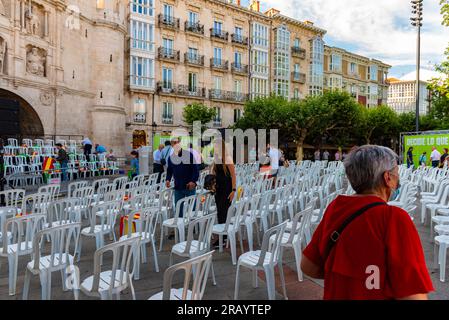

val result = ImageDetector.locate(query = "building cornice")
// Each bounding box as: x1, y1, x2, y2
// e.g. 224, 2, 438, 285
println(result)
206, 0, 271, 22
271, 14, 327, 36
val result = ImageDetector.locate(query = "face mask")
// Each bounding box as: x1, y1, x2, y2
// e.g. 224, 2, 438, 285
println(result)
390, 181, 401, 201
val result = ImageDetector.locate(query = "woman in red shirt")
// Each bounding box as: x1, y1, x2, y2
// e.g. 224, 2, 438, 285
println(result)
301, 145, 434, 300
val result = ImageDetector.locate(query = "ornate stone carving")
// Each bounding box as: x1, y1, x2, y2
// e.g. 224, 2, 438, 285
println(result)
26, 46, 46, 77
0, 37, 6, 74
0, 0, 5, 16
40, 91, 53, 105
26, 8, 40, 35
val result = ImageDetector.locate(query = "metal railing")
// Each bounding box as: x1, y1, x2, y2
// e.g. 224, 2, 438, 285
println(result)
210, 28, 229, 41
210, 58, 228, 70
156, 82, 206, 98
231, 62, 249, 74
184, 52, 205, 66
158, 14, 180, 29
157, 47, 180, 61
185, 21, 204, 35
231, 34, 248, 45
291, 46, 306, 59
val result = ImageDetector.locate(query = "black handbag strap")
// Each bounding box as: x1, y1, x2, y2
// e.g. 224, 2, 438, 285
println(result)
324, 201, 387, 261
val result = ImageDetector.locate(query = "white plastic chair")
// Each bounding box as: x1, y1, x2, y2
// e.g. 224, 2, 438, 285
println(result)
23, 223, 81, 300
78, 235, 140, 300
44, 198, 81, 229
148, 251, 214, 300
0, 189, 25, 217
38, 184, 61, 203
0, 214, 47, 295
234, 221, 288, 300
67, 181, 89, 198
21, 192, 52, 215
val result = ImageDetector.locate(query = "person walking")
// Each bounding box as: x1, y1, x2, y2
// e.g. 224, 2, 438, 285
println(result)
165, 138, 199, 216
55, 143, 69, 182
301, 145, 434, 300
211, 140, 236, 247
406, 147, 414, 168
153, 144, 164, 183
82, 137, 93, 158
440, 148, 449, 168
419, 151, 427, 167
430, 146, 441, 168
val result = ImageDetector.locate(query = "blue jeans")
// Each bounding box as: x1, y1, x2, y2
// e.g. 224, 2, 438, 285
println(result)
174, 189, 196, 217
60, 160, 68, 182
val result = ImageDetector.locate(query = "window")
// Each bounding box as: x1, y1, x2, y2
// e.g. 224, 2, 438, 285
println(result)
131, 20, 154, 52
213, 47, 222, 63
368, 65, 378, 81
294, 38, 300, 48
188, 72, 197, 92
233, 109, 242, 123
162, 67, 173, 89
293, 88, 300, 100
234, 52, 242, 66
309, 37, 324, 96
294, 64, 300, 73
213, 21, 222, 33
130, 56, 154, 88
329, 54, 342, 72
275, 26, 290, 51
252, 50, 268, 74
162, 38, 174, 55
163, 4, 173, 18
349, 62, 357, 75
188, 11, 198, 25
134, 99, 146, 116
188, 47, 198, 60
214, 76, 222, 90
131, 0, 153, 16
234, 26, 243, 41
162, 102, 173, 123
214, 107, 222, 124
252, 23, 269, 47
234, 80, 242, 93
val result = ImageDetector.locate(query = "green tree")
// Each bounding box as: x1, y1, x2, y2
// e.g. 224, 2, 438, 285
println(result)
182, 103, 216, 130
357, 105, 399, 146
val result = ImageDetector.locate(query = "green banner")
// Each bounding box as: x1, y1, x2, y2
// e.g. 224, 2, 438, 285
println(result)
404, 133, 449, 167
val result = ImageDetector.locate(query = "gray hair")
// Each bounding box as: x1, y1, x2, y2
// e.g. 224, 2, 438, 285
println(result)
344, 145, 399, 194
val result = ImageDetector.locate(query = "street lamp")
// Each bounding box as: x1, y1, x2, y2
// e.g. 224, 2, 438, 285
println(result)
411, 0, 423, 132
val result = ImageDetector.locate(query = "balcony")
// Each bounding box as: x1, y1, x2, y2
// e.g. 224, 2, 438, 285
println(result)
162, 116, 173, 125
231, 63, 249, 75
210, 58, 228, 71
133, 113, 146, 124
210, 28, 229, 42
348, 71, 360, 79
213, 119, 222, 127
129, 75, 155, 92
158, 14, 180, 29
157, 47, 180, 62
184, 53, 205, 67
209, 89, 248, 103
156, 82, 206, 99
231, 34, 248, 46
291, 72, 306, 84
185, 21, 204, 35
291, 46, 306, 59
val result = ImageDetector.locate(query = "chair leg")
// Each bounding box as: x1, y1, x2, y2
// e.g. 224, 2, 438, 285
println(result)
292, 241, 303, 282
439, 243, 447, 282
246, 224, 254, 252
278, 261, 288, 300
264, 266, 276, 300
252, 269, 258, 288
7, 254, 19, 296
129, 275, 136, 300
151, 240, 159, 272
61, 268, 68, 291
77, 236, 83, 262
434, 242, 439, 270
210, 261, 217, 286
39, 271, 48, 300
229, 233, 237, 266
233, 264, 241, 300
218, 234, 223, 253
168, 252, 173, 267
159, 226, 165, 252
22, 268, 32, 300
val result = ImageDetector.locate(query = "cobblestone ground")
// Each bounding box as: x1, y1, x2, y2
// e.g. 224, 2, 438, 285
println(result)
0, 179, 446, 300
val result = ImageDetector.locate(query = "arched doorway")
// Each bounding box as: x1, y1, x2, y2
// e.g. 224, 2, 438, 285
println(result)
0, 89, 44, 140
132, 130, 147, 149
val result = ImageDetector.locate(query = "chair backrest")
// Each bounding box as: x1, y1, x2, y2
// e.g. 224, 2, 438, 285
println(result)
47, 198, 81, 227
92, 178, 109, 192
0, 189, 25, 208
22, 192, 52, 215
182, 214, 216, 255
161, 251, 214, 300
88, 201, 121, 234
68, 181, 89, 198
38, 184, 60, 202
72, 186, 94, 208
2, 214, 46, 255
123, 207, 159, 242
90, 236, 140, 295
113, 176, 129, 190
132, 174, 147, 186
96, 183, 116, 201
223, 201, 244, 233
285, 205, 314, 244
173, 195, 196, 224
30, 223, 81, 271
257, 221, 288, 266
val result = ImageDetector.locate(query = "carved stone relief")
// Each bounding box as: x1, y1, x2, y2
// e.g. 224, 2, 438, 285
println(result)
25, 3, 44, 37
40, 91, 53, 105
26, 45, 46, 77
0, 37, 6, 74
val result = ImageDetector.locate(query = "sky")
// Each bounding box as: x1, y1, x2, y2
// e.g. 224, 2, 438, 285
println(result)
241, 0, 448, 78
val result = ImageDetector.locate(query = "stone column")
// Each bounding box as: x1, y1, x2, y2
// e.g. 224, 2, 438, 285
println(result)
44, 9, 49, 38
20, 0, 25, 30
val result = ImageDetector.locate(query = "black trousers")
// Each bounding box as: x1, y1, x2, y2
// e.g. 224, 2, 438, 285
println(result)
84, 144, 92, 157
153, 163, 164, 183
432, 160, 439, 168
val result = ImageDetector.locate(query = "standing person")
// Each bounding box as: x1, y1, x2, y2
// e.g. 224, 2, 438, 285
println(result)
160, 140, 173, 168
440, 148, 449, 168
406, 147, 414, 168
267, 143, 281, 178
188, 143, 203, 168
130, 150, 139, 179
335, 150, 341, 161
153, 144, 164, 183
249, 146, 257, 163
342, 151, 348, 161
419, 152, 427, 167
82, 137, 93, 158
165, 138, 199, 216
301, 145, 434, 300
430, 146, 441, 168
323, 150, 330, 161
95, 143, 107, 155
211, 140, 236, 247
55, 143, 69, 182
314, 149, 321, 161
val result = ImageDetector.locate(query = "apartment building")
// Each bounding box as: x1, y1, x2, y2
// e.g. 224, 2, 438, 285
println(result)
266, 8, 327, 100
323, 46, 391, 107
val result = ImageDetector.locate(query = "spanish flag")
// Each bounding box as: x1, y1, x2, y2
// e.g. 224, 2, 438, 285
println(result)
43, 157, 55, 173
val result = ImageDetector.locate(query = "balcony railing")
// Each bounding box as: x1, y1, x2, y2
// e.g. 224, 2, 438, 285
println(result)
133, 113, 146, 124
210, 28, 229, 41
129, 75, 155, 91
158, 14, 180, 29
209, 89, 248, 103
157, 82, 206, 98
231, 34, 248, 46
291, 72, 306, 84
157, 47, 180, 62
210, 58, 228, 71
184, 53, 205, 66
291, 46, 306, 59
162, 117, 173, 124
348, 71, 360, 79
185, 21, 204, 35
231, 63, 249, 75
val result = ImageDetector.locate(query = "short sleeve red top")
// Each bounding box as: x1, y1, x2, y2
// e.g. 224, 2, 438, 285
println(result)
303, 195, 434, 300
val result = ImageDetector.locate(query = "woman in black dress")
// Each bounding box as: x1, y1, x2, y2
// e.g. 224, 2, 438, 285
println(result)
212, 140, 236, 246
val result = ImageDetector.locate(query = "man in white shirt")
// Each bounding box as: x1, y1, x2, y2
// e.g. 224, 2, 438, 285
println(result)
267, 143, 281, 177
187, 143, 202, 166
314, 149, 321, 161
153, 144, 164, 182
323, 150, 330, 161
431, 146, 441, 168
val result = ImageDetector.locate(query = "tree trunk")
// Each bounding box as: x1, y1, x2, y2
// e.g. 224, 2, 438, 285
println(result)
296, 143, 304, 161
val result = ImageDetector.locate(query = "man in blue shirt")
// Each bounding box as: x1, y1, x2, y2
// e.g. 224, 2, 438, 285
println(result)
166, 138, 199, 217
95, 144, 107, 154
